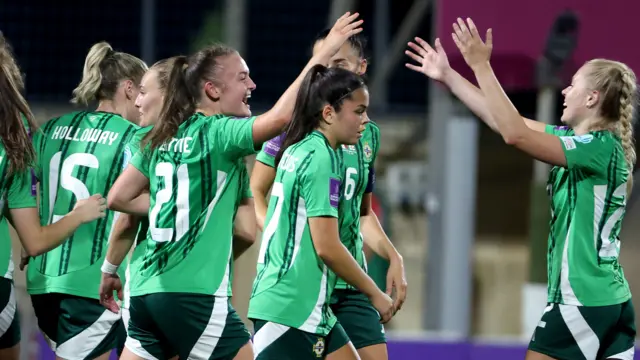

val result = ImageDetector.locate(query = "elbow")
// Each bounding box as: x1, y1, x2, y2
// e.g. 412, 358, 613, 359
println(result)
107, 192, 124, 212
23, 243, 44, 258
314, 240, 334, 263
234, 230, 257, 246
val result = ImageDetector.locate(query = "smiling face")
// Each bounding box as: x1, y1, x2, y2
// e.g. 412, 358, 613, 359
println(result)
208, 53, 256, 117
561, 65, 601, 128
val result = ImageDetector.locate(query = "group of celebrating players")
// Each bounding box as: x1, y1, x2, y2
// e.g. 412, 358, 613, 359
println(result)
0, 10, 635, 360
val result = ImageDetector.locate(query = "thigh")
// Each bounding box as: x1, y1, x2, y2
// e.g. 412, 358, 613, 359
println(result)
253, 319, 328, 360
147, 293, 250, 360
600, 300, 636, 360
0, 278, 19, 349
56, 294, 125, 360
330, 290, 386, 351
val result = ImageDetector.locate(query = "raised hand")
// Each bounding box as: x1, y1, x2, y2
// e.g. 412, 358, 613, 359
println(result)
317, 12, 364, 59
405, 37, 451, 82
72, 194, 107, 223
451, 17, 493, 71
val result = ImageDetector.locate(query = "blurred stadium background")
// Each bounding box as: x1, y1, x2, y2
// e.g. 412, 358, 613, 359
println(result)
3, 0, 640, 359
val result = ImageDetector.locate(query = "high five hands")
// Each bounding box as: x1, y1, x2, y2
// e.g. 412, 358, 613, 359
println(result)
405, 17, 493, 77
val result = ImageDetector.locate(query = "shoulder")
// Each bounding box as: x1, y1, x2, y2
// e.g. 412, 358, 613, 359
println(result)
366, 119, 380, 135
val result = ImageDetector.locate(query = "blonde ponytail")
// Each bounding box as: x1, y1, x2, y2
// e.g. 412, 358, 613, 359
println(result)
71, 42, 113, 105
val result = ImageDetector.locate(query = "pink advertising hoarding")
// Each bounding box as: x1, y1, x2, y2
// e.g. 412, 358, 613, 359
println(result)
437, 0, 638, 90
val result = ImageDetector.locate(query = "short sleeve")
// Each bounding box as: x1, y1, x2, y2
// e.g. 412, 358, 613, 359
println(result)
364, 166, 375, 193
256, 133, 286, 168
557, 132, 615, 173
545, 124, 574, 137
239, 161, 253, 199
129, 150, 150, 178
301, 154, 341, 218
6, 170, 37, 209
211, 116, 256, 159
124, 126, 151, 171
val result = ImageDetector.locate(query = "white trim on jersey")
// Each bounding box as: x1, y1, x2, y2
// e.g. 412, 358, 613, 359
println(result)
560, 223, 583, 306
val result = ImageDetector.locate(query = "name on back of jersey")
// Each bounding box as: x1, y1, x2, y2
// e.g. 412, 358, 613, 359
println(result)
158, 137, 194, 153
278, 153, 298, 173
51, 125, 120, 146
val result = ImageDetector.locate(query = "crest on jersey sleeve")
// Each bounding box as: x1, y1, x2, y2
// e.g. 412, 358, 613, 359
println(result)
329, 177, 341, 208
363, 141, 373, 160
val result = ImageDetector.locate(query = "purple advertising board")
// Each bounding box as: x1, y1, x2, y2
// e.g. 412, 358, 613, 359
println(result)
437, 0, 640, 91
32, 334, 640, 359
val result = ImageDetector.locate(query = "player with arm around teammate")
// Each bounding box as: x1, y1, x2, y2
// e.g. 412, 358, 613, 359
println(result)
408, 18, 636, 360
105, 13, 364, 360
98, 57, 174, 333
26, 41, 147, 360
248, 65, 394, 360
0, 34, 107, 360
250, 29, 406, 360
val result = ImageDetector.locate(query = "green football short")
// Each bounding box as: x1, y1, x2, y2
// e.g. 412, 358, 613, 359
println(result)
529, 301, 636, 360
329, 289, 386, 351
252, 319, 350, 359
0, 277, 20, 349
126, 293, 250, 360
31, 293, 125, 360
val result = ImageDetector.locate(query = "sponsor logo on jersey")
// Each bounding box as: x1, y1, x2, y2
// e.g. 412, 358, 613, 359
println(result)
122, 145, 133, 169
573, 134, 594, 144
560, 136, 576, 150
264, 133, 285, 157
329, 177, 341, 208
363, 141, 372, 160
312, 338, 325, 357
341, 144, 356, 155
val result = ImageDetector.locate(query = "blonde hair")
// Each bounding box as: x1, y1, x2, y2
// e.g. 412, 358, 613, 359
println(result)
585, 59, 637, 193
71, 41, 148, 105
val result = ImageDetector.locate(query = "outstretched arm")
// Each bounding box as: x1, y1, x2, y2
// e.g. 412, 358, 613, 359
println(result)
452, 18, 566, 166
405, 36, 545, 133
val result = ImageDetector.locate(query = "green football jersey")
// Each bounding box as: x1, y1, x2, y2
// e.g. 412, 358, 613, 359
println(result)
28, 111, 139, 299
545, 125, 631, 306
128, 113, 256, 297
255, 122, 380, 290
0, 156, 38, 281
0, 118, 38, 281
122, 126, 152, 310
249, 131, 343, 336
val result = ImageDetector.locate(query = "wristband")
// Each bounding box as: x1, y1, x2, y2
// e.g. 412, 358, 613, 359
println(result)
101, 259, 119, 275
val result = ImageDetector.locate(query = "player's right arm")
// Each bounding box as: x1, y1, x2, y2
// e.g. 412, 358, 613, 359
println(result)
249, 13, 363, 145
99, 213, 140, 313
107, 153, 150, 216
7, 171, 106, 257
405, 37, 545, 132
302, 153, 395, 323
250, 135, 283, 230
